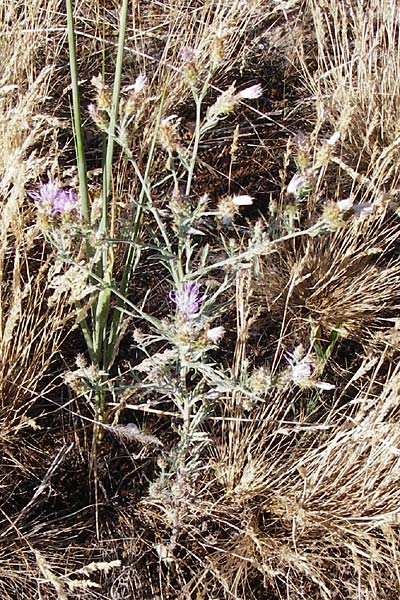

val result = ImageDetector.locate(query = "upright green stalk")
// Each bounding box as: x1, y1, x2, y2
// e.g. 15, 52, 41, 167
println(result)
66, 0, 130, 428
185, 73, 213, 197
100, 0, 129, 234
66, 0, 95, 365
92, 0, 129, 373
104, 89, 167, 370
66, 0, 90, 223
185, 96, 202, 197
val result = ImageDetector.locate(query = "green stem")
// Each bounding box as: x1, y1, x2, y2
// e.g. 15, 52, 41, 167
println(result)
185, 96, 202, 197
104, 88, 167, 370
91, 0, 129, 372
100, 0, 129, 234
66, 0, 90, 223
184, 72, 213, 197
76, 308, 95, 363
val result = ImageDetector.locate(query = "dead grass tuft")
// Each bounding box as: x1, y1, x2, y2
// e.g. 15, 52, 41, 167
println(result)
260, 208, 400, 349
196, 360, 400, 599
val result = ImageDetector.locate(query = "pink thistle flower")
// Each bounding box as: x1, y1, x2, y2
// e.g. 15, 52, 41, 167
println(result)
28, 177, 78, 216
207, 326, 225, 343
28, 178, 60, 206
51, 188, 78, 215
285, 351, 312, 384
169, 281, 206, 320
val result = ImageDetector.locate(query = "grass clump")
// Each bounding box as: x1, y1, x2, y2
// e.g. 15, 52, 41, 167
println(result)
1, 1, 400, 599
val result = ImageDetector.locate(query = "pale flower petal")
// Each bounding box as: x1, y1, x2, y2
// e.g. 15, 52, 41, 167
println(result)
161, 114, 179, 125
125, 74, 147, 94
327, 131, 340, 145
238, 84, 263, 99
353, 203, 374, 216
207, 326, 225, 343
133, 73, 147, 94
337, 197, 353, 211
287, 172, 305, 196
231, 194, 254, 206
315, 381, 336, 391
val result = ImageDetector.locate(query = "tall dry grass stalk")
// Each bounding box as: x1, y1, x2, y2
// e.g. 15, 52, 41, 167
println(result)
0, 0, 71, 414
0, 3, 80, 597
300, 0, 400, 195
0, 0, 69, 424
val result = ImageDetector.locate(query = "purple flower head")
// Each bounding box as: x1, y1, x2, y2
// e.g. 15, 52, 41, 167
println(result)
285, 351, 312, 384
51, 188, 78, 214
28, 178, 60, 206
28, 177, 78, 216
169, 281, 206, 320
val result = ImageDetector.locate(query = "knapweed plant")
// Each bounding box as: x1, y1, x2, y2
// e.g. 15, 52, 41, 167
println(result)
29, 0, 267, 445
8, 1, 400, 597
128, 277, 229, 547
31, 1, 348, 531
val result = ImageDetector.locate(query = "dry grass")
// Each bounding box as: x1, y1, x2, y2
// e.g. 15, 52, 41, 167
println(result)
260, 207, 400, 349
202, 362, 400, 599
298, 0, 400, 193
1, 0, 400, 599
